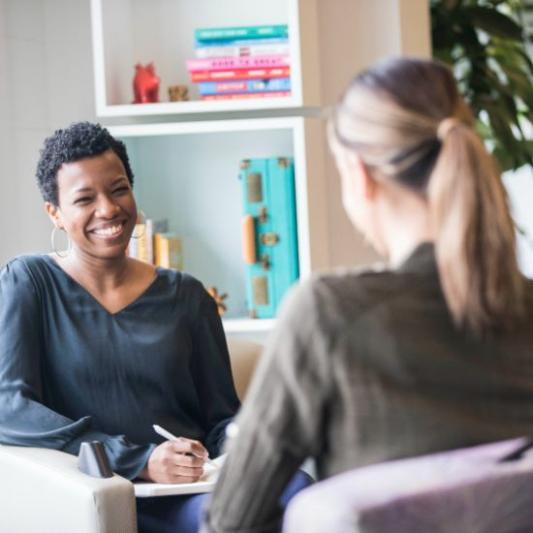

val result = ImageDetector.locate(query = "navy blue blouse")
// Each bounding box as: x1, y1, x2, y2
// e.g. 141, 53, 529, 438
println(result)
0, 255, 240, 479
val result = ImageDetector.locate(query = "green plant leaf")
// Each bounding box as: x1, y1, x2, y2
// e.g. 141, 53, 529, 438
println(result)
497, 62, 533, 110
432, 0, 533, 171
493, 146, 516, 171
464, 6, 523, 40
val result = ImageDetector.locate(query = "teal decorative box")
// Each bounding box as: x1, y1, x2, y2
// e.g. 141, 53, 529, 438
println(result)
239, 157, 299, 319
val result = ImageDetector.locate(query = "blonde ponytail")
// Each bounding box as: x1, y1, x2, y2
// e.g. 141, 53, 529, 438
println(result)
429, 120, 525, 334
331, 57, 526, 335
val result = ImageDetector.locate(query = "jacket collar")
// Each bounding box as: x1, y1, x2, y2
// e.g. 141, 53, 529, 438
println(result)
396, 241, 438, 275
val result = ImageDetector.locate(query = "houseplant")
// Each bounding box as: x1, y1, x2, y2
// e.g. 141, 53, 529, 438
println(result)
431, 0, 533, 171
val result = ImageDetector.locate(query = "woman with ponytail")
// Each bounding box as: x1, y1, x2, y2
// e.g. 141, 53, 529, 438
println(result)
203, 58, 533, 533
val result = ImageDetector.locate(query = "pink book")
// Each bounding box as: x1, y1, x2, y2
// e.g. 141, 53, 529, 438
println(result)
191, 67, 290, 83
187, 55, 290, 72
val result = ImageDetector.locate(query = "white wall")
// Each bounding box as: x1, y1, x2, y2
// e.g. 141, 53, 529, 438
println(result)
504, 165, 533, 278
0, 0, 96, 265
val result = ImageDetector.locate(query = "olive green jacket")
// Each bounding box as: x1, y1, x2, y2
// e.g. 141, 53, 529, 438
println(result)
204, 243, 533, 533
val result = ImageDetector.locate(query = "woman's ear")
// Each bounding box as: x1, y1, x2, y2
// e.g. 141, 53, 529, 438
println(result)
353, 156, 378, 201
340, 151, 378, 202
45, 202, 63, 229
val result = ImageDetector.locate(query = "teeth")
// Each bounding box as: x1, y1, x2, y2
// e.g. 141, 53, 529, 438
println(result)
94, 224, 122, 237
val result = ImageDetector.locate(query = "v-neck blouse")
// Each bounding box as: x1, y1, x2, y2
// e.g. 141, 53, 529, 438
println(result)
0, 254, 240, 479
43, 254, 161, 316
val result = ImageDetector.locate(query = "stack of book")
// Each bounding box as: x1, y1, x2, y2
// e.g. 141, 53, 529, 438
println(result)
128, 217, 183, 271
187, 24, 291, 101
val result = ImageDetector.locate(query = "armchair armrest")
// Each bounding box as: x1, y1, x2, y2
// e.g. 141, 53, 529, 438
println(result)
0, 444, 137, 533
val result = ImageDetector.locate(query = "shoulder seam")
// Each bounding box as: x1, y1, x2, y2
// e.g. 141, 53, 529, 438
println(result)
10, 256, 44, 305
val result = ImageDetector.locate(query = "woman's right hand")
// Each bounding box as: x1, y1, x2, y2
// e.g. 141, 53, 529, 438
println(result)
139, 437, 208, 483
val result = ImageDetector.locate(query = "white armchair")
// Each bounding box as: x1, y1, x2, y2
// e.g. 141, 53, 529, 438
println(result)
0, 339, 262, 533
0, 445, 136, 533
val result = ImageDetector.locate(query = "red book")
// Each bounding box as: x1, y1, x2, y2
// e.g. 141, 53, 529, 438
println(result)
201, 91, 291, 101
191, 67, 290, 82
187, 55, 290, 72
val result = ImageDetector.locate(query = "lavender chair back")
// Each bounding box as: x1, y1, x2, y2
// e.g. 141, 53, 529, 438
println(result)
283, 438, 533, 533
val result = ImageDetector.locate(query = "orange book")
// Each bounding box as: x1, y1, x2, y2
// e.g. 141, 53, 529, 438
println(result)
154, 233, 183, 271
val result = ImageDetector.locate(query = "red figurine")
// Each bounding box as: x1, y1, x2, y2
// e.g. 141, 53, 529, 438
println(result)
133, 63, 160, 104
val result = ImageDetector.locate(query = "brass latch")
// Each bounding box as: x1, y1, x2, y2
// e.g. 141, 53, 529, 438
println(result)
260, 254, 270, 270
260, 233, 279, 246
258, 206, 268, 224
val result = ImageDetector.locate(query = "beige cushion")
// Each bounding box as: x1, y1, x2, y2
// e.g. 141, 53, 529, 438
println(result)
227, 338, 263, 401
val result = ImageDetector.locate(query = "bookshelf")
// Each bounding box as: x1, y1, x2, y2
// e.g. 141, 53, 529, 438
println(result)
90, 0, 319, 117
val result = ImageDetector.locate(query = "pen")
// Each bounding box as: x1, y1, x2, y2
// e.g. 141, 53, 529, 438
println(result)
152, 424, 218, 467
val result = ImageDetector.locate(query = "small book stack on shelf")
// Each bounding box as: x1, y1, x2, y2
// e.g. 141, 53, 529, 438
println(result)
128, 218, 183, 270
186, 24, 291, 101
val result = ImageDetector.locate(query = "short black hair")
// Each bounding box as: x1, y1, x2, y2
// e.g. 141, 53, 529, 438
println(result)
36, 121, 134, 205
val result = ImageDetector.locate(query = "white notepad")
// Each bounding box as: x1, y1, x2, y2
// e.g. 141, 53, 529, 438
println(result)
134, 454, 225, 498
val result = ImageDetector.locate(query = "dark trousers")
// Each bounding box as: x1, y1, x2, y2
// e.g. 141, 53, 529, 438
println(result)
137, 470, 314, 533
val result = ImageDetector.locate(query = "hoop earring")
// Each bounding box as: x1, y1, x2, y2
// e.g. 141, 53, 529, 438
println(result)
51, 226, 71, 258
131, 210, 147, 240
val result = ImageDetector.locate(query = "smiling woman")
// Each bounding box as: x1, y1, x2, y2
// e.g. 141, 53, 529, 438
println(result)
0, 122, 245, 533
36, 123, 158, 315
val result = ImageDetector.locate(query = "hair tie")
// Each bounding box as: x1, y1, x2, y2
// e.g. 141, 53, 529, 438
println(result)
437, 117, 462, 141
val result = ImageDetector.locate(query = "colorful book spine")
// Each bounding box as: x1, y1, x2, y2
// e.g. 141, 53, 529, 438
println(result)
128, 217, 168, 264
154, 233, 183, 271
195, 25, 288, 43
133, 223, 150, 263
187, 55, 290, 72
190, 67, 290, 83
198, 78, 291, 95
201, 91, 291, 101
195, 37, 288, 48
195, 43, 290, 59
145, 219, 154, 264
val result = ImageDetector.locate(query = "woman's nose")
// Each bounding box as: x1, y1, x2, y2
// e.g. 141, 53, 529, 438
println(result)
95, 195, 120, 217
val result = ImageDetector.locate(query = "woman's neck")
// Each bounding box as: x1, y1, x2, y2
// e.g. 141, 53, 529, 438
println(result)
58, 250, 131, 292
386, 230, 432, 268
378, 189, 434, 268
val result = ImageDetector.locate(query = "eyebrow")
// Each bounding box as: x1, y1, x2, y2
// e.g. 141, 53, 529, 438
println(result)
72, 176, 129, 194
111, 176, 129, 186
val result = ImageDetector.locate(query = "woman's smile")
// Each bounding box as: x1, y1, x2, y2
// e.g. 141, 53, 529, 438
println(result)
89, 221, 127, 240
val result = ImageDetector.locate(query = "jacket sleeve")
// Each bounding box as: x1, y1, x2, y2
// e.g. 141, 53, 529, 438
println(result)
191, 289, 241, 457
0, 258, 155, 479
202, 279, 333, 533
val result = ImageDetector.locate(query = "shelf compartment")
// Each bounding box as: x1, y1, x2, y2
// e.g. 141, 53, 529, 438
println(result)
109, 117, 322, 332
91, 0, 319, 117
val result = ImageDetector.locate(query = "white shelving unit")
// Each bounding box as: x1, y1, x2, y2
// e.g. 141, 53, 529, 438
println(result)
91, 0, 432, 336
90, 0, 320, 117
